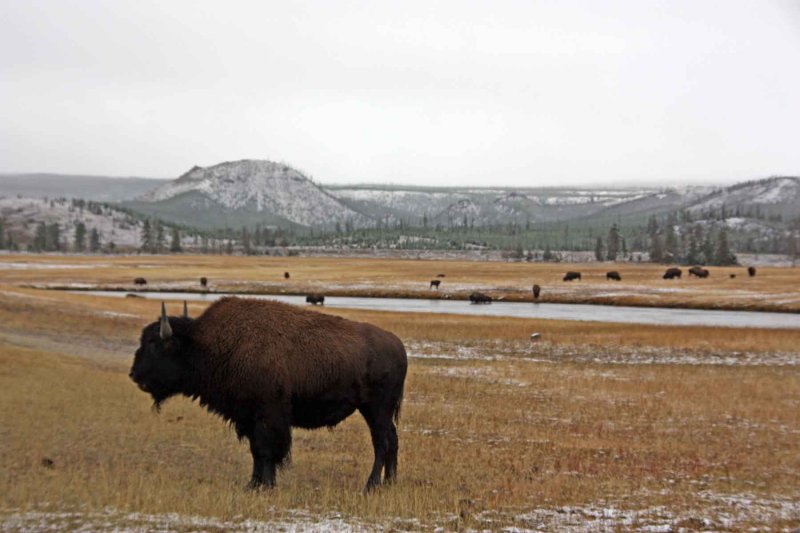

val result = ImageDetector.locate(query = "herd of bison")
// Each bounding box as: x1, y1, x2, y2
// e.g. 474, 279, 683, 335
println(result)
131, 265, 758, 305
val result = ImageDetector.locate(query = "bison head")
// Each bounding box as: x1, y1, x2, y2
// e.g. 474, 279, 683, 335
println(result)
129, 302, 192, 410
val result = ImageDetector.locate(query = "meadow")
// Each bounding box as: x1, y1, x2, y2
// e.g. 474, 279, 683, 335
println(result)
2, 253, 800, 312
1, 254, 799, 530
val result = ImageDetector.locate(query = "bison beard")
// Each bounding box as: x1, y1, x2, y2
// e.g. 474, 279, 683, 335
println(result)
129, 297, 408, 492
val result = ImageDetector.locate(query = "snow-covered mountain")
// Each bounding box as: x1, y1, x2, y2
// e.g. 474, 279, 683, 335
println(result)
134, 160, 369, 230
687, 177, 800, 218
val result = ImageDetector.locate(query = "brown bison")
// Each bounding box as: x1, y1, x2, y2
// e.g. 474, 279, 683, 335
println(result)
563, 271, 581, 282
532, 284, 541, 299
133, 277, 147, 286
730, 273, 736, 279
429, 280, 441, 289
129, 298, 407, 492
284, 272, 290, 279
469, 292, 492, 304
748, 266, 757, 277
200, 277, 208, 288
436, 273, 446, 278
305, 294, 325, 305
606, 271, 622, 281
663, 267, 682, 279
688, 266, 709, 278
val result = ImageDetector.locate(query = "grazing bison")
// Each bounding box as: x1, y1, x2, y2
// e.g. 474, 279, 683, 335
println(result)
200, 277, 208, 288
532, 284, 541, 299
429, 280, 441, 289
129, 298, 407, 491
133, 277, 147, 286
688, 266, 710, 278
606, 271, 622, 281
305, 294, 325, 305
663, 267, 682, 280
469, 292, 492, 304
730, 273, 736, 279
748, 266, 757, 277
563, 271, 581, 282
436, 273, 446, 278
284, 272, 290, 279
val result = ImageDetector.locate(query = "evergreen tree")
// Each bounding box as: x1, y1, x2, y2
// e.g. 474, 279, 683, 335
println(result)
0, 218, 4, 249
714, 227, 737, 265
46, 223, 61, 251
664, 223, 679, 262
594, 237, 605, 262
141, 219, 153, 252
701, 231, 715, 264
33, 222, 47, 252
649, 234, 664, 263
225, 240, 233, 255
607, 224, 620, 261
686, 233, 701, 265
170, 227, 182, 252
543, 245, 554, 261
74, 222, 87, 252
241, 226, 251, 255
154, 220, 165, 252
89, 228, 101, 252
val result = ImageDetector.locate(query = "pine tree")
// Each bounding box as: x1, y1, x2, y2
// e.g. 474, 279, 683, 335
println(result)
686, 233, 701, 265
664, 224, 679, 262
241, 226, 251, 255
594, 237, 604, 261
46, 223, 61, 251
89, 228, 101, 252
155, 221, 165, 252
714, 227, 737, 265
74, 222, 87, 252
0, 218, 5, 249
702, 231, 715, 264
649, 234, 664, 263
170, 227, 182, 252
141, 219, 153, 252
607, 224, 620, 261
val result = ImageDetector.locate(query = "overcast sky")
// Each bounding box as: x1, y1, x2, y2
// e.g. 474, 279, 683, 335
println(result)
2, 0, 799, 187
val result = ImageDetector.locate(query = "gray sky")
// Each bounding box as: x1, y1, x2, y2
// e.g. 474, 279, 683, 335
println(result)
2, 0, 799, 187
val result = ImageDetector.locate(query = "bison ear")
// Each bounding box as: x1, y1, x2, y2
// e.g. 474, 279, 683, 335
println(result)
160, 301, 173, 341
183, 300, 189, 319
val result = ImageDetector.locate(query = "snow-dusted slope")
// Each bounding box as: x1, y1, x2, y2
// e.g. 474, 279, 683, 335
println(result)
139, 160, 369, 228
688, 177, 800, 215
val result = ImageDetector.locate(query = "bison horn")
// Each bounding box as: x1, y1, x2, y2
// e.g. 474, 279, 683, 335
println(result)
183, 300, 189, 318
160, 301, 172, 340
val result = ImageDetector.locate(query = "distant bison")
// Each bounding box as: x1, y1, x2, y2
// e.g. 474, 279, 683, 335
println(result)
532, 284, 541, 299
469, 292, 492, 304
563, 271, 582, 282
200, 277, 208, 288
606, 271, 622, 281
748, 266, 757, 277
429, 280, 441, 289
663, 267, 682, 280
305, 294, 325, 305
133, 277, 147, 286
730, 273, 736, 279
436, 273, 446, 278
284, 272, 290, 279
688, 266, 709, 278
130, 298, 407, 491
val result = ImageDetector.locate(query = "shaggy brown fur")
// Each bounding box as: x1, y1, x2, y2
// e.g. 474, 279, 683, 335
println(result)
200, 277, 208, 287
305, 294, 325, 305
133, 277, 147, 285
688, 266, 710, 278
663, 267, 682, 280
606, 271, 622, 281
532, 284, 541, 299
129, 297, 407, 492
748, 266, 757, 277
563, 271, 581, 282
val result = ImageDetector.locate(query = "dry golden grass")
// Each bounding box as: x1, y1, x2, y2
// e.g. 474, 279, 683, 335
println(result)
2, 253, 799, 312
0, 283, 799, 529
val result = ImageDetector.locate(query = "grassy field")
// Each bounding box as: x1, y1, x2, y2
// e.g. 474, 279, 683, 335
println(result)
2, 253, 800, 312
0, 281, 798, 530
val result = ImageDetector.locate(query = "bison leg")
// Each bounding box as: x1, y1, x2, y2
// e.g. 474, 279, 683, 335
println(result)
359, 407, 393, 491
383, 422, 399, 484
246, 417, 291, 490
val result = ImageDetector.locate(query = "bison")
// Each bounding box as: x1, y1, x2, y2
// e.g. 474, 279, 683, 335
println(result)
563, 271, 581, 282
429, 280, 441, 289
469, 291, 492, 304
200, 277, 208, 288
606, 271, 622, 281
305, 293, 325, 305
532, 284, 541, 299
284, 272, 290, 279
663, 267, 682, 280
748, 266, 757, 277
688, 266, 709, 278
133, 277, 147, 286
436, 273, 446, 278
730, 273, 736, 279
129, 298, 407, 492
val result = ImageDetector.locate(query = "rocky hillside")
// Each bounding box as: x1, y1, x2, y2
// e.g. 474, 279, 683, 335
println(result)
131, 160, 370, 230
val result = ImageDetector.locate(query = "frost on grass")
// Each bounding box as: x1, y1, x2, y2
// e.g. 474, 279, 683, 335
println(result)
406, 340, 800, 366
